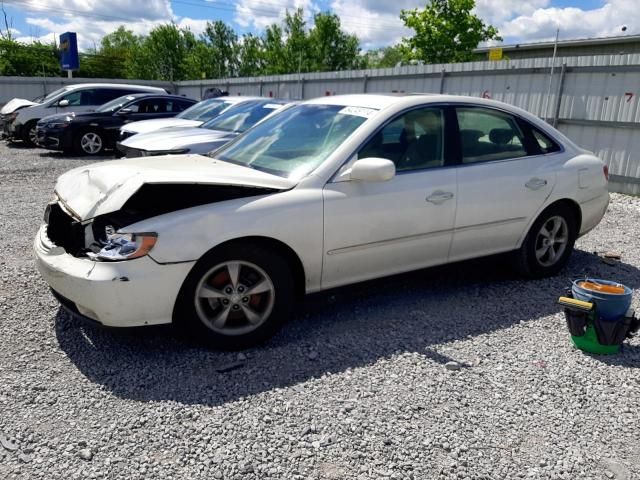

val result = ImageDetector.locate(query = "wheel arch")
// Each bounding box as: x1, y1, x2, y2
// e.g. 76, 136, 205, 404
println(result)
197, 236, 307, 300
519, 198, 582, 248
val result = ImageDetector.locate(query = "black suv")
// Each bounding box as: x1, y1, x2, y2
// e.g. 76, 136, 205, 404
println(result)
36, 94, 196, 155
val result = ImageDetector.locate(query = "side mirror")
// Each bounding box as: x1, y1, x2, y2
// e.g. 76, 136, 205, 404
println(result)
117, 108, 133, 115
349, 158, 396, 182
58, 99, 69, 107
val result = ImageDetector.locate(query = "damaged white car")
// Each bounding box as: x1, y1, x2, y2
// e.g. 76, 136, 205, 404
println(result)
35, 94, 610, 348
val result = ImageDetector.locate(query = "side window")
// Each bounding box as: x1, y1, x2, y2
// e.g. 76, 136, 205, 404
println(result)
175, 100, 194, 112
60, 90, 83, 106
124, 101, 142, 113
456, 107, 527, 164
531, 128, 561, 154
93, 89, 129, 105
358, 107, 445, 172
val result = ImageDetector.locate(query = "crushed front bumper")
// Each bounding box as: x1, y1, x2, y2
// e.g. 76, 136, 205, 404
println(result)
34, 225, 195, 327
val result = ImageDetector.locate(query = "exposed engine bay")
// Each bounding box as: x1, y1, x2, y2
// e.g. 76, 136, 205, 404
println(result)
45, 183, 279, 260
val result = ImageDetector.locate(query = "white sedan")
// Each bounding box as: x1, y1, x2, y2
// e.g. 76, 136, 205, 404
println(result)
35, 94, 609, 348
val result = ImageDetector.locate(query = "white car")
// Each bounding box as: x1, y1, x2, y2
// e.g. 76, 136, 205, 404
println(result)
116, 99, 292, 157
35, 94, 609, 348
117, 96, 258, 142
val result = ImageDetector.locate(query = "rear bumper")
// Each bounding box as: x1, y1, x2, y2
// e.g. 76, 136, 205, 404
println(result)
34, 225, 195, 327
579, 192, 610, 236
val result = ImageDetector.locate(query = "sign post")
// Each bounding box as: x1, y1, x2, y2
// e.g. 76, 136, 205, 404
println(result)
59, 32, 79, 78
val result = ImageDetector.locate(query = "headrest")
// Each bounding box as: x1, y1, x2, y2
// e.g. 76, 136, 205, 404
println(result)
489, 128, 515, 145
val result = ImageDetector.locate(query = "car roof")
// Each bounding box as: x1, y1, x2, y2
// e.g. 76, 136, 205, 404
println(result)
119, 93, 195, 101
61, 83, 166, 92
302, 93, 539, 117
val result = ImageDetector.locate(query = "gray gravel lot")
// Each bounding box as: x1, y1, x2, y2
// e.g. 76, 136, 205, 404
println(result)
1, 140, 639, 480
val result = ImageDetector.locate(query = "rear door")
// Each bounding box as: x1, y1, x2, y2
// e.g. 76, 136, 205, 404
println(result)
449, 106, 562, 262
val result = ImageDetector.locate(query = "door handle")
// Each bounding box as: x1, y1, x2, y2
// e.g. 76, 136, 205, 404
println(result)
525, 177, 548, 190
426, 191, 454, 204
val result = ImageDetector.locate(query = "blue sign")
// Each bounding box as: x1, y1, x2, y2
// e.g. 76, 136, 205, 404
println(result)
59, 32, 79, 70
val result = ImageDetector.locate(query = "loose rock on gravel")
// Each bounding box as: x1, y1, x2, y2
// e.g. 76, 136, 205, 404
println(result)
1, 141, 639, 479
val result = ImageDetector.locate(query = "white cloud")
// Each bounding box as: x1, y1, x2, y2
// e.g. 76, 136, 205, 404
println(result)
234, 0, 319, 30
3, 0, 173, 22
500, 0, 639, 42
5, 0, 210, 50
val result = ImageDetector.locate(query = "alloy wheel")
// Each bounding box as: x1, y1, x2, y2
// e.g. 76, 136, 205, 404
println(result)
28, 126, 39, 146
534, 215, 569, 267
194, 260, 275, 336
80, 132, 103, 154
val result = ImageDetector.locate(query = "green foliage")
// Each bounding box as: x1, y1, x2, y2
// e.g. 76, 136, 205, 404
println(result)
1, 8, 368, 80
400, 0, 501, 64
0, 38, 59, 76
363, 45, 406, 68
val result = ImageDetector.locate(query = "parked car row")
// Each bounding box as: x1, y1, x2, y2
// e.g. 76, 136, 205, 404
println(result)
1, 83, 168, 146
2, 83, 298, 158
31, 91, 610, 349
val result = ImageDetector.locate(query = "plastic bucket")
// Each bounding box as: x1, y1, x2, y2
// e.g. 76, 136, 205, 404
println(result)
571, 279, 632, 321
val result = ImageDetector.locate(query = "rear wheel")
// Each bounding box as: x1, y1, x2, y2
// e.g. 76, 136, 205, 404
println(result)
514, 203, 578, 277
74, 130, 105, 155
174, 244, 295, 349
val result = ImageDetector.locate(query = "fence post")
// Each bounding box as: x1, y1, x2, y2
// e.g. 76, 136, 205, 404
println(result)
553, 63, 567, 128
363, 74, 368, 93
439, 68, 446, 94
259, 80, 263, 96
300, 77, 305, 99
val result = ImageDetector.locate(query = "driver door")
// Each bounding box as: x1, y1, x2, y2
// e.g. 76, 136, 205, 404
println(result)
322, 106, 458, 289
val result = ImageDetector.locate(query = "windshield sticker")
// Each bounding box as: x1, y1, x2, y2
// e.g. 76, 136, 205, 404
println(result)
263, 103, 283, 109
338, 106, 378, 118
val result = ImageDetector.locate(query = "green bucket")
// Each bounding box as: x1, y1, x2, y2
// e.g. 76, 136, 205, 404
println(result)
571, 324, 620, 355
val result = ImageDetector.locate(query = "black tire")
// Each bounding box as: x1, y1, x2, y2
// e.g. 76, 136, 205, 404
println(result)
21, 120, 38, 147
174, 243, 295, 349
74, 129, 105, 156
514, 203, 578, 278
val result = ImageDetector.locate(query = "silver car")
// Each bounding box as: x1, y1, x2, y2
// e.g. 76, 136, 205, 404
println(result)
6, 83, 168, 146
116, 99, 292, 157
117, 96, 260, 142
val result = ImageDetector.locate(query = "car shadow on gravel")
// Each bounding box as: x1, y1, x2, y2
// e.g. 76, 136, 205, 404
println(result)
55, 249, 640, 406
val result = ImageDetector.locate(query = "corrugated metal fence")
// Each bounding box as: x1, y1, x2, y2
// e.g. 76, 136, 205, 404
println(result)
2, 54, 640, 194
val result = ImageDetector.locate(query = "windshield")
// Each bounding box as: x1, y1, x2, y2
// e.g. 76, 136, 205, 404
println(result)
214, 104, 375, 180
97, 95, 136, 112
178, 98, 234, 121
201, 100, 286, 133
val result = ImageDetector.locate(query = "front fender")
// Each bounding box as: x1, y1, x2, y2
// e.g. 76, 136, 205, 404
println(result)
125, 188, 325, 292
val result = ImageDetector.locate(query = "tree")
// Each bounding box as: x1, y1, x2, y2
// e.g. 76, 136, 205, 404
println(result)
363, 45, 406, 68
400, 0, 501, 64
203, 20, 238, 78
238, 33, 265, 77
129, 24, 195, 81
307, 12, 363, 71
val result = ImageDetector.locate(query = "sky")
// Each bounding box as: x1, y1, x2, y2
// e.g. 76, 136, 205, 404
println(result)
2, 0, 638, 51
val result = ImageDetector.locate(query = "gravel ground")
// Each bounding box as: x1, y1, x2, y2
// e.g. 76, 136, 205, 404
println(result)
1, 140, 639, 480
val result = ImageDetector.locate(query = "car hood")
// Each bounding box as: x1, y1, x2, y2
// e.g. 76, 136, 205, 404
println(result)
121, 118, 202, 134
54, 154, 295, 221
120, 126, 234, 151
1, 98, 38, 114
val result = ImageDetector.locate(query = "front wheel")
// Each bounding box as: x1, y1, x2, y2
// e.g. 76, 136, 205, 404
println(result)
74, 130, 105, 155
514, 203, 578, 278
174, 244, 295, 349
21, 120, 39, 147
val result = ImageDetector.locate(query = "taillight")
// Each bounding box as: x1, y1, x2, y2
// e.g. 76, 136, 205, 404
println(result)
603, 164, 609, 181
